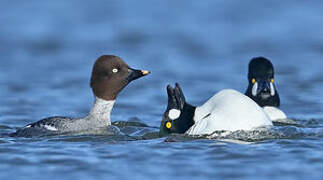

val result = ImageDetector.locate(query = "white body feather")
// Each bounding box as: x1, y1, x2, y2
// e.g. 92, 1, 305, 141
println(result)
263, 106, 287, 121
186, 89, 273, 135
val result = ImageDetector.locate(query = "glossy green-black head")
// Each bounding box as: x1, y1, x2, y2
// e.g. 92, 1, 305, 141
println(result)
245, 57, 280, 107
159, 83, 196, 137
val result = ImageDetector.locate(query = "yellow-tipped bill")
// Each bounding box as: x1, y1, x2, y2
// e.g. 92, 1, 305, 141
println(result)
141, 70, 150, 75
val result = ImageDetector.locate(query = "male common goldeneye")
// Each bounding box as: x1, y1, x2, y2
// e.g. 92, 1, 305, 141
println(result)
160, 83, 272, 136
245, 57, 287, 121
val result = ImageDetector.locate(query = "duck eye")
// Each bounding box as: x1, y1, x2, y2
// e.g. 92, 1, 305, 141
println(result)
270, 78, 274, 83
165, 122, 172, 129
251, 78, 256, 84
112, 68, 118, 73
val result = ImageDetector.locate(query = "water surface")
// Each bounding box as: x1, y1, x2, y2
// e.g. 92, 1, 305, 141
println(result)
1, 1, 323, 179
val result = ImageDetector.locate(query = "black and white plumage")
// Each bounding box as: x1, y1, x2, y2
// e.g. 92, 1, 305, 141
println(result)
160, 83, 273, 137
245, 57, 287, 121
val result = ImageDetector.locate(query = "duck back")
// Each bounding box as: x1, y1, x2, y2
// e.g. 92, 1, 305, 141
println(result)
187, 89, 273, 135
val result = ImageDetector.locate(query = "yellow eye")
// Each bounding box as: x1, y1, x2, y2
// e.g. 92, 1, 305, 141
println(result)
270, 78, 274, 83
251, 78, 256, 84
166, 122, 172, 129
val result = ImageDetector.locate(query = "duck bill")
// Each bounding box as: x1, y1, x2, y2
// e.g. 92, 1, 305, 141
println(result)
127, 68, 150, 82
252, 80, 275, 97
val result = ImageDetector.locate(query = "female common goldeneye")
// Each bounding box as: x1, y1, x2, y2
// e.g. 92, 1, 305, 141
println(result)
160, 83, 272, 136
245, 57, 287, 121
11, 55, 150, 137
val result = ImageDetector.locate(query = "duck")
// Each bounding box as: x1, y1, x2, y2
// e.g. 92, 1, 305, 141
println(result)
11, 55, 150, 137
159, 83, 273, 136
245, 57, 287, 121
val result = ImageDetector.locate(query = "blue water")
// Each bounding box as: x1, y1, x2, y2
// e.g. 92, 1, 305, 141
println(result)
1, 1, 323, 179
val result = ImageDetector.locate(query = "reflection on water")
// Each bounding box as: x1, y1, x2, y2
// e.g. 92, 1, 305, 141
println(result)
1, 0, 323, 180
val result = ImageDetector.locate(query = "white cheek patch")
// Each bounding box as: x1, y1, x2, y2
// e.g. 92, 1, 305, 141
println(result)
270, 83, 275, 96
252, 82, 258, 97
168, 109, 181, 120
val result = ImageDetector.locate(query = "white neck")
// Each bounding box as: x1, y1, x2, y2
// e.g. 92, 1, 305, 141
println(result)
87, 97, 115, 126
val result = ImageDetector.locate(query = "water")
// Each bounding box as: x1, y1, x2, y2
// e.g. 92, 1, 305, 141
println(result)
1, 0, 323, 179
